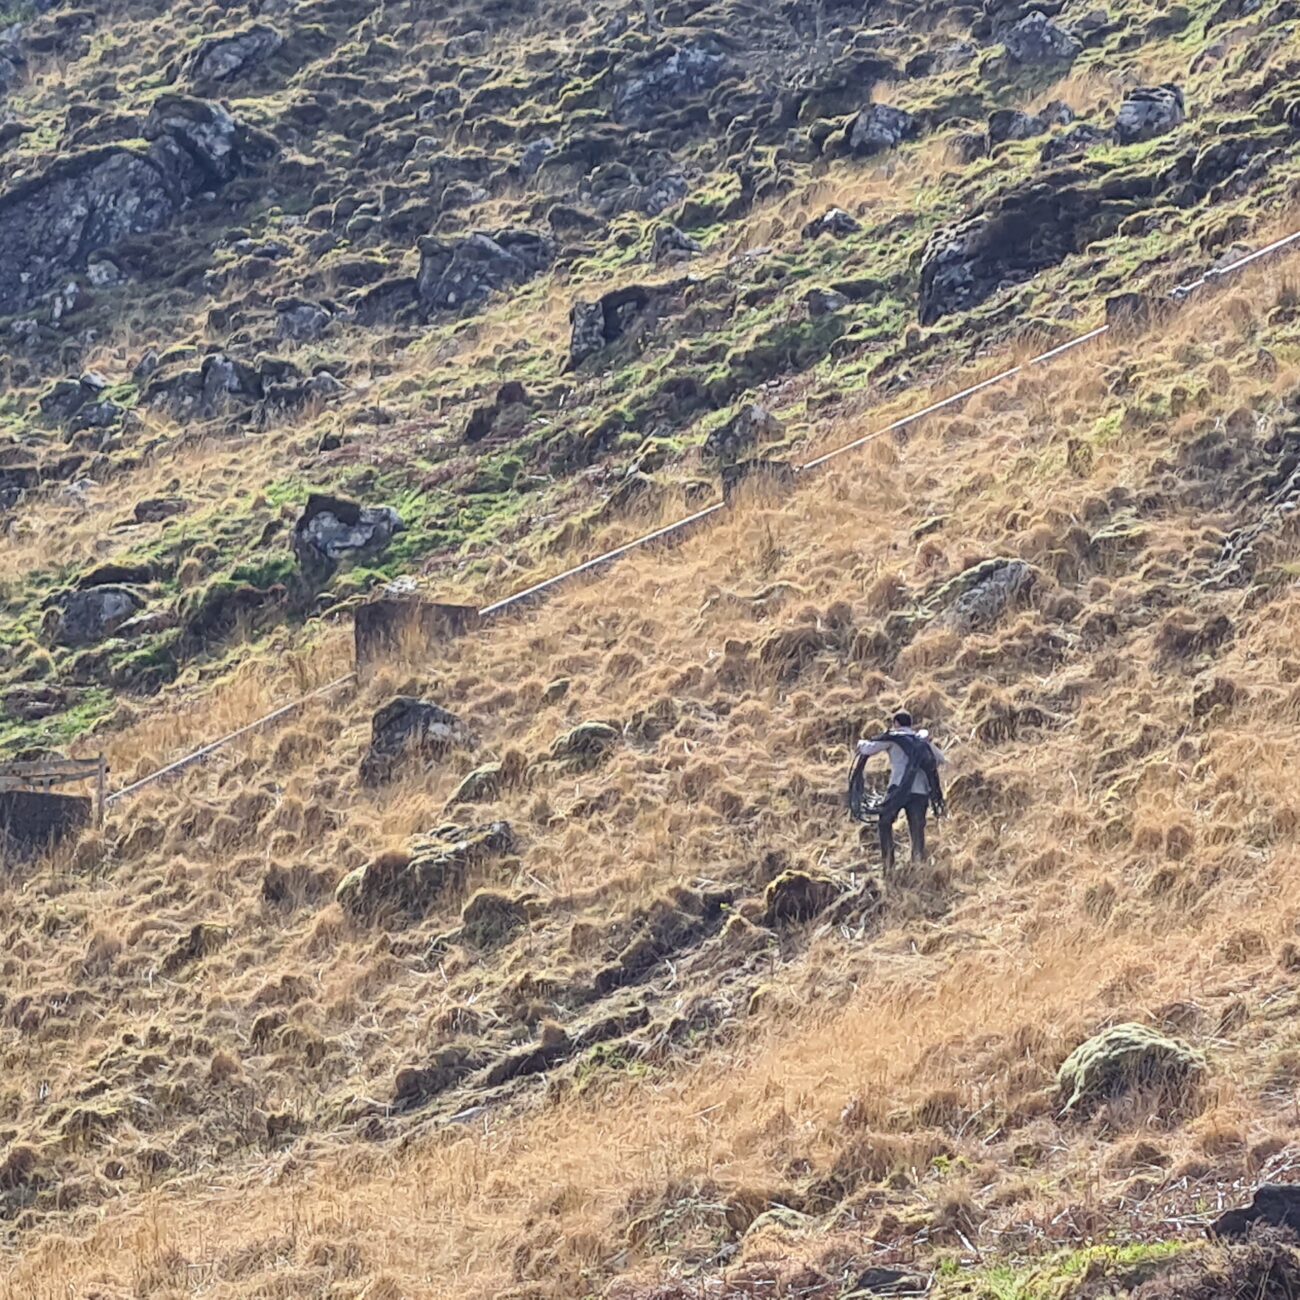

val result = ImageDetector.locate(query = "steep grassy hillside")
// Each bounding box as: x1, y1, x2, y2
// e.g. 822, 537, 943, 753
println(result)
5, 0, 1300, 1294
3, 253, 1300, 1295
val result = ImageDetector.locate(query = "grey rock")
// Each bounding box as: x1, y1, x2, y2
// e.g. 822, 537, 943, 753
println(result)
1003, 11, 1081, 65
519, 136, 554, 176
611, 39, 730, 126
39, 371, 108, 425
849, 103, 919, 155
568, 300, 609, 369
651, 223, 700, 262
54, 586, 142, 647
567, 284, 657, 369
1040, 122, 1111, 162
184, 24, 283, 87
274, 297, 331, 343
704, 403, 783, 463
200, 352, 262, 410
802, 206, 860, 239
988, 108, 1047, 145
641, 172, 690, 216
1114, 83, 1185, 146
360, 696, 472, 785
416, 228, 553, 315
805, 287, 849, 318
292, 492, 403, 584
934, 558, 1037, 634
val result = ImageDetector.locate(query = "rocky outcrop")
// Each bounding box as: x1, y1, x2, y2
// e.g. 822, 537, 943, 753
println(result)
183, 24, 283, 87
415, 229, 553, 315
1040, 122, 1111, 162
291, 493, 403, 584
1056, 1022, 1205, 1115
274, 297, 332, 343
549, 720, 620, 768
0, 95, 273, 312
360, 697, 472, 786
52, 586, 143, 647
1002, 11, 1081, 65
989, 102, 1072, 147
848, 104, 919, 155
917, 170, 1149, 324
610, 38, 731, 126
38, 372, 121, 432
1212, 1185, 1300, 1239
1114, 84, 1185, 145
933, 558, 1037, 634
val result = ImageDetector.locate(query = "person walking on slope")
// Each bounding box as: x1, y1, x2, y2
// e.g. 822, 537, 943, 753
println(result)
855, 710, 946, 874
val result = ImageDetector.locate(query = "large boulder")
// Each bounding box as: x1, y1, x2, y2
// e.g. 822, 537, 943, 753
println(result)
610, 38, 731, 126
183, 24, 283, 87
1056, 1022, 1205, 1115
335, 821, 517, 919
567, 284, 657, 369
291, 493, 403, 584
932, 558, 1037, 634
415, 229, 553, 315
52, 586, 143, 647
1002, 11, 1081, 65
848, 104, 919, 155
359, 697, 471, 786
0, 96, 272, 312
1114, 84, 1185, 145
549, 720, 620, 768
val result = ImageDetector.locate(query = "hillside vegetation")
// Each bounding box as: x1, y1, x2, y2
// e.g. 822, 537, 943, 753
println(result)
3, 0, 1300, 1295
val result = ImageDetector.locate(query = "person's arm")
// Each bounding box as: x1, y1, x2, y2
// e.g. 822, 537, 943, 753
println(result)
857, 739, 888, 758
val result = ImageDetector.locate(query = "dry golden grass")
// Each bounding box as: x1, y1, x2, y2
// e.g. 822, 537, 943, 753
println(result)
3, 251, 1300, 1296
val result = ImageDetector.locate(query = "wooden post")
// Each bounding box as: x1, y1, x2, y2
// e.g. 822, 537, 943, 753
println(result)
96, 755, 106, 829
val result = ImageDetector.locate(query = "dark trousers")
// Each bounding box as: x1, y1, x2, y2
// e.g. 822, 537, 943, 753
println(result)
879, 791, 930, 872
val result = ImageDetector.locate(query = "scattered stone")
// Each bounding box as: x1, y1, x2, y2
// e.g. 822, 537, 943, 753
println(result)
52, 586, 142, 647
640, 172, 690, 216
460, 889, 530, 948
1211, 1185, 1300, 1239
291, 492, 403, 584
802, 207, 861, 240
745, 1206, 813, 1237
1040, 122, 1111, 162
38, 371, 110, 427
651, 223, 700, 263
988, 108, 1049, 146
611, 38, 731, 126
1114, 83, 1185, 145
932, 558, 1038, 634
763, 870, 838, 925
805, 287, 849, 318
183, 23, 283, 86
519, 136, 554, 176
274, 297, 331, 343
703, 403, 783, 463
416, 229, 553, 315
848, 103, 919, 155
336, 821, 517, 918
549, 720, 620, 767
567, 284, 658, 369
359, 696, 471, 786
463, 381, 530, 443
1056, 1022, 1206, 1115
159, 923, 230, 975
1002, 11, 1081, 65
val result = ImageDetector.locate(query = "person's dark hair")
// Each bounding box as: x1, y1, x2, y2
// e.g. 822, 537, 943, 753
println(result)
892, 709, 913, 728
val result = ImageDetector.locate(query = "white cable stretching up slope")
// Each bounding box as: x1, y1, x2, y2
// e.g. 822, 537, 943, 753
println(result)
103, 224, 1300, 806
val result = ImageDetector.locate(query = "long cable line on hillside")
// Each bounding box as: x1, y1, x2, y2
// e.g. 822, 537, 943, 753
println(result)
100, 223, 1300, 807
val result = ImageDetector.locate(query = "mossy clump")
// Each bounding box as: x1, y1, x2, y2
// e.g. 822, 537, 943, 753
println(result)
1056, 1022, 1206, 1115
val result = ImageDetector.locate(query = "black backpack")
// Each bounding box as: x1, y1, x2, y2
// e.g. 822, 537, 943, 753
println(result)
848, 730, 946, 821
